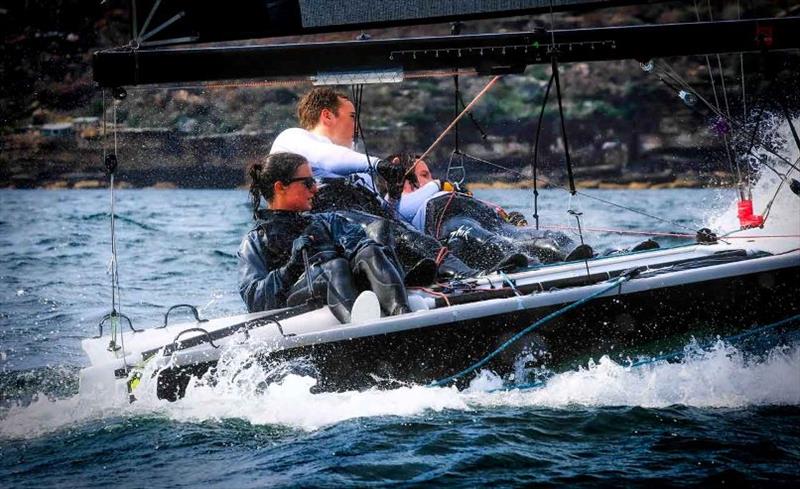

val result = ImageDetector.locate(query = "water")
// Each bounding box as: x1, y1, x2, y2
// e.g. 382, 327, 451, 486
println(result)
1, 178, 799, 486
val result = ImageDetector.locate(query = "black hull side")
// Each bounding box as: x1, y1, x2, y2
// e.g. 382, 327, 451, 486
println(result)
157, 265, 800, 399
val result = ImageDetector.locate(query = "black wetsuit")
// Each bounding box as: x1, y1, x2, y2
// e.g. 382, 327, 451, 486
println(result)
421, 193, 578, 271
314, 179, 578, 273
237, 209, 409, 323
312, 179, 476, 282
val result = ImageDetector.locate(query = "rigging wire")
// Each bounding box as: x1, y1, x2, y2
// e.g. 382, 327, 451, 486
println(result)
442, 149, 703, 232
655, 60, 798, 175
434, 144, 699, 243
102, 89, 129, 370
457, 90, 489, 140
551, 57, 575, 196
737, 0, 747, 121
759, 156, 800, 226
530, 72, 556, 230
410, 75, 503, 177
351, 84, 378, 193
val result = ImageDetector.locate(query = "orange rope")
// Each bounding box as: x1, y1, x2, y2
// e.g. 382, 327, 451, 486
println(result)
539, 224, 696, 239
539, 224, 800, 240
434, 246, 449, 266
408, 286, 451, 307
434, 190, 458, 239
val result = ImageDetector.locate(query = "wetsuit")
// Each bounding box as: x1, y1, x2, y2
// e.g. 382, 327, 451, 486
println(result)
403, 190, 580, 270
310, 179, 476, 283
237, 209, 409, 323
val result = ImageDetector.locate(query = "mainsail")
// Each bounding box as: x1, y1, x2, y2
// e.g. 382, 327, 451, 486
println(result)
127, 0, 665, 45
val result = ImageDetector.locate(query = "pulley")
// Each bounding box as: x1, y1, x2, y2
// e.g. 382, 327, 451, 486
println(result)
104, 153, 118, 175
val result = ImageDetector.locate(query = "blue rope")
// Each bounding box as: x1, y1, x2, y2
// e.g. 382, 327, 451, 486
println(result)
488, 312, 800, 393
498, 271, 521, 296
428, 273, 635, 388
627, 313, 800, 369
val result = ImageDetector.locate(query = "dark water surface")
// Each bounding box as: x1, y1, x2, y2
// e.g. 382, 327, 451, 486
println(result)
1, 188, 799, 487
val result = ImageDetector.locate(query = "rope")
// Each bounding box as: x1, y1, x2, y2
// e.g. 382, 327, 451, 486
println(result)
540, 224, 800, 240
434, 188, 458, 240
104, 92, 128, 370
434, 246, 449, 266
571, 189, 702, 232
531, 72, 556, 229
499, 271, 522, 296
428, 272, 637, 387
629, 313, 800, 369
408, 286, 451, 306
410, 75, 502, 177
488, 312, 800, 393
551, 56, 575, 195
538, 224, 695, 239
350, 84, 377, 193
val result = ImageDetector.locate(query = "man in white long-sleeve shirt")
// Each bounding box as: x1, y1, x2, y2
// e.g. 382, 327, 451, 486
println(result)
270, 87, 401, 195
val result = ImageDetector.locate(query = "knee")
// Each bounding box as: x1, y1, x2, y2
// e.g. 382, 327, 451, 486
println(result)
321, 257, 350, 273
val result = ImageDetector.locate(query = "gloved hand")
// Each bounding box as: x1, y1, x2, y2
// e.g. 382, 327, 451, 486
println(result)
289, 235, 313, 266
281, 235, 313, 282
377, 159, 405, 200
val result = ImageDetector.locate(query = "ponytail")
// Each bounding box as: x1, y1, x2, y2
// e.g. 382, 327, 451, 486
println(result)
249, 162, 263, 219
248, 153, 309, 220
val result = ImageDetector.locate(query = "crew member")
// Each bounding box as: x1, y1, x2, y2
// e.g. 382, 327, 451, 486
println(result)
270, 87, 403, 198
390, 154, 592, 269
237, 152, 411, 323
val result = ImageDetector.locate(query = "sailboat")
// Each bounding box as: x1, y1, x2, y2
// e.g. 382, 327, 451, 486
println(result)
80, 1, 800, 402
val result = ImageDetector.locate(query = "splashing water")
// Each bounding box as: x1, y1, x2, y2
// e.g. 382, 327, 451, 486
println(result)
2, 337, 798, 440
710, 118, 800, 237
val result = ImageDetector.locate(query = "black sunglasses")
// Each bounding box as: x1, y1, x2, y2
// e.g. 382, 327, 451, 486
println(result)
283, 176, 317, 189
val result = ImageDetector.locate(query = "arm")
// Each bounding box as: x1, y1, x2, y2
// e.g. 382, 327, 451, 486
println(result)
271, 128, 380, 176
397, 180, 443, 222
237, 231, 303, 312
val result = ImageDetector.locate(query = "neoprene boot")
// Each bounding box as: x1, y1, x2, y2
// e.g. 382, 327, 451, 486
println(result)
351, 244, 411, 316
436, 252, 478, 280
564, 244, 594, 262
516, 237, 567, 263
287, 257, 358, 324
365, 219, 437, 286
441, 217, 532, 272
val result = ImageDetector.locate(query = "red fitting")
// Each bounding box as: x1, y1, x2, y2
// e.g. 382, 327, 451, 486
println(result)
737, 199, 764, 229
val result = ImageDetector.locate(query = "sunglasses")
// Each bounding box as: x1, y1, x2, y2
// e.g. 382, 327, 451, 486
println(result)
283, 176, 317, 189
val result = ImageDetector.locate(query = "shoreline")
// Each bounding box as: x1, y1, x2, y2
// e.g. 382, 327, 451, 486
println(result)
2, 178, 737, 191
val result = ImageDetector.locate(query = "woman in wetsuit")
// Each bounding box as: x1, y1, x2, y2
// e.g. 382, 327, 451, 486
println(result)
237, 152, 411, 323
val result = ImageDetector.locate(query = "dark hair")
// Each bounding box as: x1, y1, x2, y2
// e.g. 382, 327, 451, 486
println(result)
297, 87, 350, 130
249, 152, 309, 218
